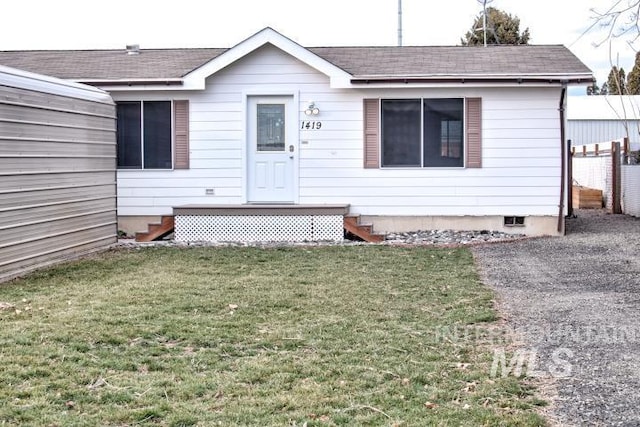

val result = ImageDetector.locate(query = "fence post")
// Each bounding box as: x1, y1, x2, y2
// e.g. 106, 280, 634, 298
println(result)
612, 141, 622, 214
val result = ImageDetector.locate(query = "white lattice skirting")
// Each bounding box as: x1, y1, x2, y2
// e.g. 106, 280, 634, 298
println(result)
174, 214, 344, 242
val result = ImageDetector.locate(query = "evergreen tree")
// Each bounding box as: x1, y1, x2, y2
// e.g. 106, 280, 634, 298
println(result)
461, 7, 530, 46
587, 81, 601, 95
606, 66, 626, 95
626, 52, 640, 94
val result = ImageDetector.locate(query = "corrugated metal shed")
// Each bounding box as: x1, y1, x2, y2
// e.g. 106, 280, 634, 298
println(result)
567, 95, 640, 150
0, 65, 117, 283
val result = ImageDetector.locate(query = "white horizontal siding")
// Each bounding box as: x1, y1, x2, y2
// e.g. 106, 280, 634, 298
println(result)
297, 86, 562, 216
118, 187, 242, 198
115, 44, 563, 218
300, 176, 560, 187
118, 177, 241, 188
483, 147, 559, 158
483, 128, 559, 139
191, 130, 243, 141
483, 118, 558, 130
309, 195, 555, 206
300, 168, 560, 179
303, 186, 557, 197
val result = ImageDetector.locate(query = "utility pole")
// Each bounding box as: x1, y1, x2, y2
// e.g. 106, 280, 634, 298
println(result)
465, 0, 495, 46
482, 0, 487, 47
398, 0, 403, 46
477, 0, 493, 46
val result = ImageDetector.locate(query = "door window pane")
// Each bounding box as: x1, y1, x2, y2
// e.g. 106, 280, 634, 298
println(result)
381, 100, 421, 167
257, 104, 285, 152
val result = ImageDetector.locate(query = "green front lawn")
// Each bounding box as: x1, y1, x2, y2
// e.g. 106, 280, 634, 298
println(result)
0, 246, 545, 426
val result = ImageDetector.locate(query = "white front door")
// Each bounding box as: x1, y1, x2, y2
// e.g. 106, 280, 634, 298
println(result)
247, 96, 296, 203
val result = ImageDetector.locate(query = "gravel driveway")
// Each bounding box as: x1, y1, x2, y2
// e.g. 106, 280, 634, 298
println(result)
473, 210, 640, 426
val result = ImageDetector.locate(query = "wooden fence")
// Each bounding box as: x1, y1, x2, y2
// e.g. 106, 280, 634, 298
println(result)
571, 138, 640, 217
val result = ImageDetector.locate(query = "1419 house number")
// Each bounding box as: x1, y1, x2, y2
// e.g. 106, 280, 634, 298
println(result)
300, 121, 322, 130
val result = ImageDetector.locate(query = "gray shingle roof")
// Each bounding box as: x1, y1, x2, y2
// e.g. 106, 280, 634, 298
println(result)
0, 44, 591, 81
309, 45, 591, 77
0, 48, 226, 80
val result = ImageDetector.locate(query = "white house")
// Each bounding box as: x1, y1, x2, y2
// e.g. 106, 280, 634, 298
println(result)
0, 28, 593, 239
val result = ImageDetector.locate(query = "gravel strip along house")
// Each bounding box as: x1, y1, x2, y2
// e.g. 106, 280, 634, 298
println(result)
0, 28, 592, 242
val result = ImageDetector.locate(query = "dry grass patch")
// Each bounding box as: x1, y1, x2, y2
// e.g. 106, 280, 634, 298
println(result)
0, 246, 546, 426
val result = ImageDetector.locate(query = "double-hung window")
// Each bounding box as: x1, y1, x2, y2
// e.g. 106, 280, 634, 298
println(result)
116, 101, 173, 169
381, 98, 464, 168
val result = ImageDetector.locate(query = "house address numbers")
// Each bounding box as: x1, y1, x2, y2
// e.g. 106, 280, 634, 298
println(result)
300, 121, 322, 130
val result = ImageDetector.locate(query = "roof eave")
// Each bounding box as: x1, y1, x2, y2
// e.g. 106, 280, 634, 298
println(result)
75, 78, 186, 91
350, 74, 594, 86
78, 78, 184, 86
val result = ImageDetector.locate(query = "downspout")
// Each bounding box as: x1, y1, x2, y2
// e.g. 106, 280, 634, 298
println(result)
557, 84, 567, 234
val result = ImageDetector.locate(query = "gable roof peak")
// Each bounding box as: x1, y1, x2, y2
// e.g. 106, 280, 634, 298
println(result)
182, 26, 352, 89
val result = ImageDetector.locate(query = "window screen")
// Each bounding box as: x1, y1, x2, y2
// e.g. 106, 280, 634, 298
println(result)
116, 102, 142, 168
381, 99, 421, 167
423, 99, 464, 167
143, 101, 172, 169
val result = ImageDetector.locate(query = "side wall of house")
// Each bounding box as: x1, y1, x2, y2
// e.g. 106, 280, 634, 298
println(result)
0, 68, 117, 282
115, 45, 563, 235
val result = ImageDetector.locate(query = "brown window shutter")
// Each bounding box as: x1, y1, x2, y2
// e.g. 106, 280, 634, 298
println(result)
465, 97, 482, 168
174, 100, 190, 169
363, 98, 380, 168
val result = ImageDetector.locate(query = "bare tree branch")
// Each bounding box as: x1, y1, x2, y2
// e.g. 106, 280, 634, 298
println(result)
587, 0, 640, 49
583, 2, 640, 144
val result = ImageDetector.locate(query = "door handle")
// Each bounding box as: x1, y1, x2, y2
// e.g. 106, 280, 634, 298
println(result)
289, 145, 294, 159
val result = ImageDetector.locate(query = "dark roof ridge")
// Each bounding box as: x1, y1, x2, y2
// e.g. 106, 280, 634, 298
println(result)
0, 47, 227, 53
0, 44, 569, 54
310, 44, 567, 48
